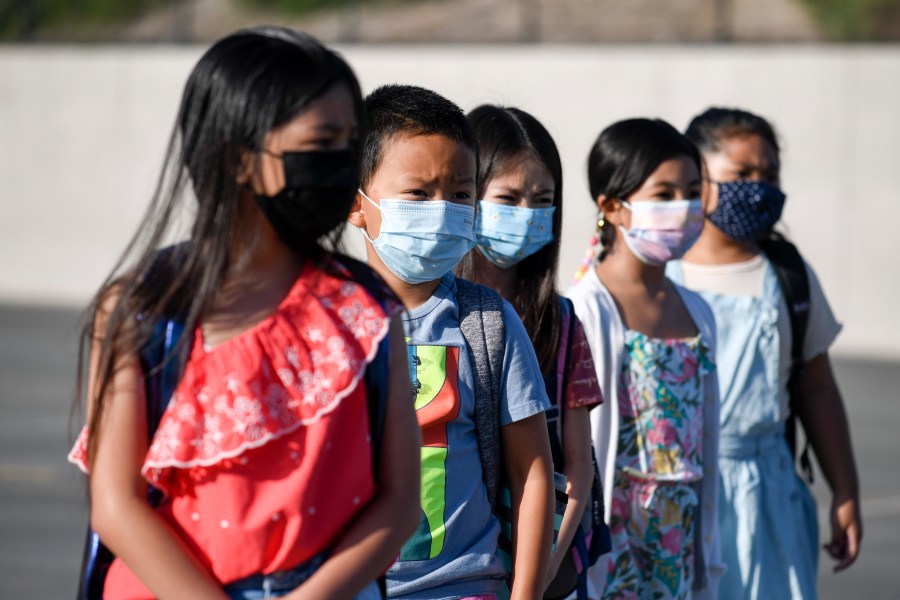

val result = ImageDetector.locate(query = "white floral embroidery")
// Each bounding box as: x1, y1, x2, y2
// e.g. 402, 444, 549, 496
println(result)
286, 346, 301, 368
176, 402, 197, 423
277, 368, 294, 387
136, 275, 392, 495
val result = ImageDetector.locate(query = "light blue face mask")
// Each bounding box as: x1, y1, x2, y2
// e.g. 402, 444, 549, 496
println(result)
357, 190, 476, 284
475, 201, 556, 269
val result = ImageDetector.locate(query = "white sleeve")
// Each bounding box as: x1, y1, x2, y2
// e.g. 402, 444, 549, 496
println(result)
802, 262, 842, 362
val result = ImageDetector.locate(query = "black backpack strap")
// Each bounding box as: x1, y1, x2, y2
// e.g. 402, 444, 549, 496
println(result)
758, 235, 814, 483
342, 263, 390, 600
456, 278, 505, 510
336, 257, 396, 478
364, 333, 389, 476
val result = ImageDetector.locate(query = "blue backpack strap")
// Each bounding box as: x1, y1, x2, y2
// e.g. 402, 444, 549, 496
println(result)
77, 525, 113, 600
77, 314, 186, 600
78, 245, 189, 600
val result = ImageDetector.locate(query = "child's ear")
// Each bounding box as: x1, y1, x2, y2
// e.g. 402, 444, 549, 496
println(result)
236, 149, 255, 185
347, 191, 367, 228
598, 194, 627, 225
596, 194, 612, 214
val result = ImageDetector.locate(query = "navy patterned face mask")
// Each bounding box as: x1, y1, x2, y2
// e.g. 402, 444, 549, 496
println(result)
709, 180, 786, 242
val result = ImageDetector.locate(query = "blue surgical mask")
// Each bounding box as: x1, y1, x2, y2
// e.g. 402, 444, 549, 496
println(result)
710, 180, 786, 242
357, 190, 476, 284
475, 201, 555, 268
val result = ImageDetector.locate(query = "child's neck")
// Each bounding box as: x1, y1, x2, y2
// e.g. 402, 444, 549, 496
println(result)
390, 278, 444, 310
204, 220, 304, 347
683, 222, 760, 265
596, 245, 668, 293
472, 252, 518, 304
596, 243, 697, 339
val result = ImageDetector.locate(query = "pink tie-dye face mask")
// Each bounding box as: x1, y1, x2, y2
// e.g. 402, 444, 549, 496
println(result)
617, 199, 703, 265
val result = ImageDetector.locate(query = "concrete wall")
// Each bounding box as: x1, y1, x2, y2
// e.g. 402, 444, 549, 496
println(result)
1, 45, 898, 358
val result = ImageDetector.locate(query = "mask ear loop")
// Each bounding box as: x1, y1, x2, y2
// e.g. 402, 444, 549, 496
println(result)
357, 189, 382, 212
356, 189, 381, 243
570, 213, 605, 286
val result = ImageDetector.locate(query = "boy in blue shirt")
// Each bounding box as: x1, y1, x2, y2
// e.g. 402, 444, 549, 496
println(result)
349, 84, 554, 600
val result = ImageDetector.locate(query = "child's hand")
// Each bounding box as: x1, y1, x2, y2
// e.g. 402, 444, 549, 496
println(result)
824, 494, 862, 572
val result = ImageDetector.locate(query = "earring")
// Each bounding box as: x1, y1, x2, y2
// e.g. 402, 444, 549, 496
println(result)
571, 214, 604, 286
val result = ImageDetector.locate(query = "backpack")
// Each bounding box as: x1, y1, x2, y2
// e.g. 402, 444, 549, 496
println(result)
543, 297, 611, 600
76, 254, 392, 600
76, 315, 188, 600
758, 233, 814, 483
455, 280, 607, 599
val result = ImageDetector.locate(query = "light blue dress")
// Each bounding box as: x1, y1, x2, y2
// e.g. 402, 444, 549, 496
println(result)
668, 261, 819, 600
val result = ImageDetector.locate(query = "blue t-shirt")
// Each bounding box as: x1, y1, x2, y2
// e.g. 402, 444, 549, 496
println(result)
387, 273, 550, 600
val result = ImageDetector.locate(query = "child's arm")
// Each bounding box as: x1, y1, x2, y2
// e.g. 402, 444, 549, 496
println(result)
502, 412, 554, 600
546, 406, 593, 585
291, 315, 421, 599
88, 298, 228, 599
797, 352, 862, 572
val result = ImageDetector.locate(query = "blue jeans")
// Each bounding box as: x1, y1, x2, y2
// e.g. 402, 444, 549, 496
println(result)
224, 553, 383, 600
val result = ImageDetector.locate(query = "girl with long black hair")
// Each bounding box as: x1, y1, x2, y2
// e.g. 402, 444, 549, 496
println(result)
68, 27, 420, 599
456, 105, 604, 597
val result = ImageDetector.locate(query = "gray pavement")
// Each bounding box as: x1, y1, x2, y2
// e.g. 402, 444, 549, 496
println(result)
0, 304, 897, 598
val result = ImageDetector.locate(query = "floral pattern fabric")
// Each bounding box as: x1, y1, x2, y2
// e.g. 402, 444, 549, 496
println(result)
605, 477, 698, 600
564, 317, 604, 410
604, 331, 713, 600
615, 331, 712, 481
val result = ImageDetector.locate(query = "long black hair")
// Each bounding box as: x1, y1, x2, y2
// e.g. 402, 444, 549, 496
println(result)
77, 26, 365, 464
685, 106, 780, 157
587, 118, 702, 261
456, 105, 563, 374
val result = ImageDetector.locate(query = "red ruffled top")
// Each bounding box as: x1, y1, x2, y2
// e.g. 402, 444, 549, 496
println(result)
68, 262, 396, 597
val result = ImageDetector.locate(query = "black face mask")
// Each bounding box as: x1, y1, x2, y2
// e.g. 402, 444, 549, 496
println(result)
254, 149, 359, 253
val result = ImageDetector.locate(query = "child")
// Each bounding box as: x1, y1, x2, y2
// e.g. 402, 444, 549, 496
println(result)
669, 107, 862, 599
68, 27, 421, 599
568, 119, 724, 599
349, 84, 555, 600
455, 104, 604, 597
